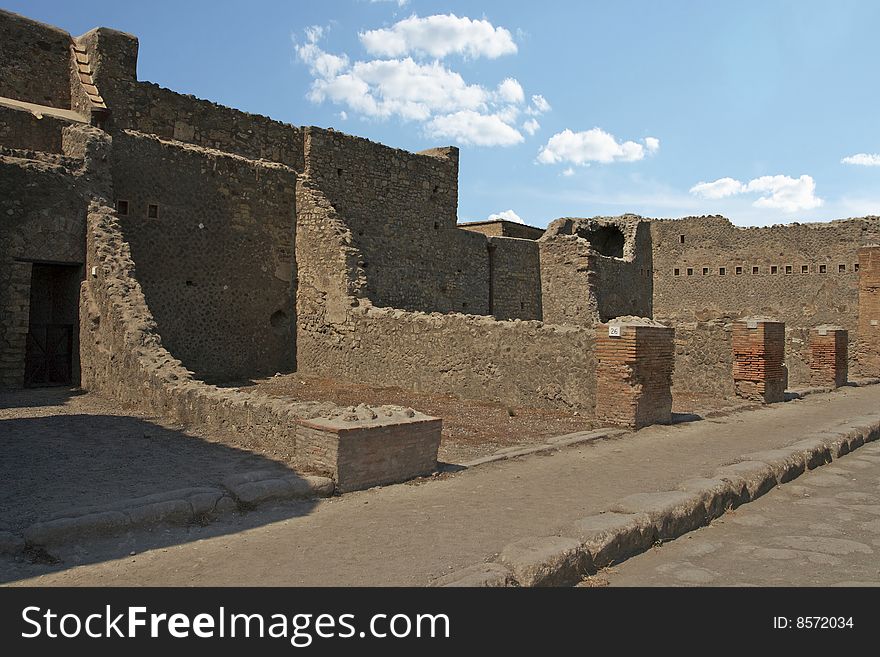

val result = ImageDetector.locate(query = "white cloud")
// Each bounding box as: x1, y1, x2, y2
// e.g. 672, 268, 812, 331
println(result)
370, 0, 409, 6
295, 25, 542, 147
522, 118, 540, 135
526, 94, 551, 115
487, 209, 524, 223
841, 153, 880, 166
562, 167, 575, 177
746, 175, 823, 212
426, 111, 524, 147
496, 78, 524, 104
338, 110, 348, 120
537, 128, 659, 165
689, 177, 745, 199
308, 58, 488, 121
359, 14, 517, 60
689, 174, 823, 212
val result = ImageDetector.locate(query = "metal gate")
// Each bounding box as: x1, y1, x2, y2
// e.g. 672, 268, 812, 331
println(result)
24, 323, 73, 387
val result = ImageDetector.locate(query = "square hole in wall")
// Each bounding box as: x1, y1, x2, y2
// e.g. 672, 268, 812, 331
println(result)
702, 267, 710, 275
680, 235, 685, 244
839, 264, 846, 273
687, 268, 694, 276
148, 203, 159, 219
819, 264, 827, 273
719, 267, 726, 276
752, 266, 759, 274
802, 264, 809, 273
116, 199, 129, 216
855, 263, 860, 272
770, 265, 778, 274
785, 265, 792, 274
735, 266, 743, 275
674, 268, 680, 276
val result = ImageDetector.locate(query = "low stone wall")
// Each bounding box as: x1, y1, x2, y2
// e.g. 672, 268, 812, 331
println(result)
300, 304, 599, 412
72, 126, 440, 492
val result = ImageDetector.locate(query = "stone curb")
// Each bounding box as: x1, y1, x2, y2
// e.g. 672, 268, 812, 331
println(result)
434, 416, 880, 587
459, 428, 628, 468
8, 472, 334, 552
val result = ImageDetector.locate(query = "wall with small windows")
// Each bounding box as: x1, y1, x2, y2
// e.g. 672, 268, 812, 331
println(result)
651, 215, 880, 331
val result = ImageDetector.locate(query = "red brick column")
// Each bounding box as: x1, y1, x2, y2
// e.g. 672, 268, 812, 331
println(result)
595, 319, 675, 428
809, 326, 848, 388
858, 245, 880, 377
732, 319, 786, 403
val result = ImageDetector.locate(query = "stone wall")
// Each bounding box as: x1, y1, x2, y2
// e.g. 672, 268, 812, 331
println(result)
74, 27, 304, 170
307, 305, 599, 411
301, 127, 491, 314
64, 125, 440, 491
459, 220, 545, 240
0, 104, 75, 153
671, 321, 736, 399
0, 148, 87, 388
489, 237, 542, 320
540, 216, 653, 326
109, 130, 297, 381
0, 10, 72, 110
650, 215, 880, 328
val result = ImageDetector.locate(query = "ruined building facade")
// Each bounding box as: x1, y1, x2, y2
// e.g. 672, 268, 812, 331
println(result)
2, 10, 879, 490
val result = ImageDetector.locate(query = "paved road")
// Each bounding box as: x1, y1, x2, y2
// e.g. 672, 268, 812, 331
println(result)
3, 385, 880, 586
601, 439, 880, 586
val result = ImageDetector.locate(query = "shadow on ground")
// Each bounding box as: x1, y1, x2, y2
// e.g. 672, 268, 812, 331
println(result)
0, 386, 86, 410
0, 409, 320, 584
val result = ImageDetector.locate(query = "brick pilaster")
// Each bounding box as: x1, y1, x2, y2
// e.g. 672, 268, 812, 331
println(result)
809, 326, 848, 388
595, 319, 675, 428
732, 319, 786, 403
858, 245, 880, 377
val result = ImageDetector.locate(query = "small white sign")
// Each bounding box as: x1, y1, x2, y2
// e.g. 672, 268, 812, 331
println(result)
608, 325, 622, 337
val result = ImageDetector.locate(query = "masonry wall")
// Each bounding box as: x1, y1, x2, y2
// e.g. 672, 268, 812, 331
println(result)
540, 216, 653, 326
74, 27, 304, 170
110, 130, 297, 381
0, 149, 87, 388
489, 236, 542, 320
651, 215, 880, 328
0, 104, 75, 153
459, 220, 545, 240
299, 127, 496, 315
858, 245, 880, 376
302, 305, 599, 411
0, 10, 72, 110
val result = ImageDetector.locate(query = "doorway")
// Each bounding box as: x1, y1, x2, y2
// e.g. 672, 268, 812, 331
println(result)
24, 263, 82, 387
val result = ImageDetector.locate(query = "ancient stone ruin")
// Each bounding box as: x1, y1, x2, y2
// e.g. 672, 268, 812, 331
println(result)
2, 9, 879, 491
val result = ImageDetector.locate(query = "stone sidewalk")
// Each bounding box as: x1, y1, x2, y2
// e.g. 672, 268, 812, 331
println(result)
3, 384, 880, 586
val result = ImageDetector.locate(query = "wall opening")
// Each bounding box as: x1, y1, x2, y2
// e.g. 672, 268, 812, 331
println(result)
24, 263, 82, 387
579, 225, 625, 258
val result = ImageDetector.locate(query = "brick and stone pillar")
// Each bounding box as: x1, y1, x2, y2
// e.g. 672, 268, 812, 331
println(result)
858, 245, 880, 377
595, 318, 675, 428
732, 318, 786, 403
809, 326, 848, 388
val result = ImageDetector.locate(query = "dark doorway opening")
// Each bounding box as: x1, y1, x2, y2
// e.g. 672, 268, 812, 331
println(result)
24, 263, 82, 387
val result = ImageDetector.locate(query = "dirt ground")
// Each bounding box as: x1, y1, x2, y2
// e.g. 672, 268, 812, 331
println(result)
238, 373, 602, 463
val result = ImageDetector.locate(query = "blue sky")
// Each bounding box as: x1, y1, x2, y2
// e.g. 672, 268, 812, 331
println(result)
8, 0, 880, 227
